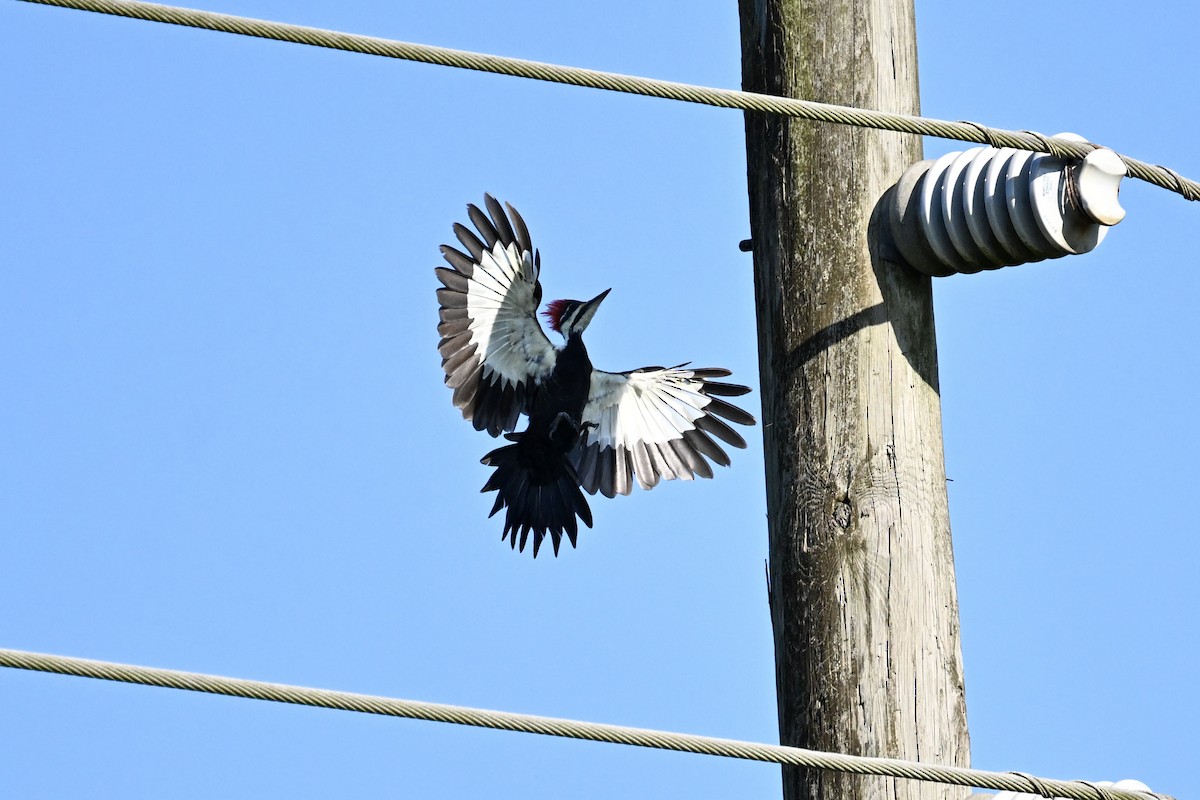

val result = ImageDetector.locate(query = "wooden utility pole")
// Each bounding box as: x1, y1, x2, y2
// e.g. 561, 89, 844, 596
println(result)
738, 2, 970, 799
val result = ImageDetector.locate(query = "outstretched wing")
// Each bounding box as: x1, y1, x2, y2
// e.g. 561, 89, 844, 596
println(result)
436, 195, 558, 437
571, 366, 756, 498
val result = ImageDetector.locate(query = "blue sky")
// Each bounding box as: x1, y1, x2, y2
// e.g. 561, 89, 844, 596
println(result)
1, 1, 1197, 798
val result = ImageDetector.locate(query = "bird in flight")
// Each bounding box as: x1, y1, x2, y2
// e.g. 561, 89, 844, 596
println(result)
436, 195, 755, 557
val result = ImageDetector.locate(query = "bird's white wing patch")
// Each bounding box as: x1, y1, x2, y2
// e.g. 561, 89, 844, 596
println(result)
572, 366, 755, 498
437, 196, 558, 436
467, 243, 556, 385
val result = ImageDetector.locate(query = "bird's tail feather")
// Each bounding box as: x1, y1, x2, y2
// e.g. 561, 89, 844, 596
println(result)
480, 436, 593, 557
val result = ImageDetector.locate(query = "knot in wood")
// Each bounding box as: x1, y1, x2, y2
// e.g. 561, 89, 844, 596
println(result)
833, 499, 853, 529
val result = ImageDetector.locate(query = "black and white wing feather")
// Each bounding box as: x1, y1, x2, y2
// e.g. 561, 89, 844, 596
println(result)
437, 195, 557, 436
571, 367, 755, 499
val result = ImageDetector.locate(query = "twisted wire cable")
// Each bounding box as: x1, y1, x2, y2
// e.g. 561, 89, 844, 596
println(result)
0, 648, 1175, 800
14, 0, 1199, 202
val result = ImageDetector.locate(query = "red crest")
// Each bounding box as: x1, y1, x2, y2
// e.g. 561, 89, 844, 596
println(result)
541, 299, 572, 333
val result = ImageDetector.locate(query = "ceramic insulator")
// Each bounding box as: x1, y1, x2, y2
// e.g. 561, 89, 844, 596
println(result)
887, 134, 1126, 277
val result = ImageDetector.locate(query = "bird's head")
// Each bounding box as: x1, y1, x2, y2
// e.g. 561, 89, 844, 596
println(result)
542, 288, 610, 339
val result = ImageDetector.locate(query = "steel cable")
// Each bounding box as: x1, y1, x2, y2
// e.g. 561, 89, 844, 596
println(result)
0, 648, 1175, 800
14, 0, 1200, 202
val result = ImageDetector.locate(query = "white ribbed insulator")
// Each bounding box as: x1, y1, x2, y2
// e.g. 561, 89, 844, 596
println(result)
991, 778, 1153, 800
888, 134, 1127, 277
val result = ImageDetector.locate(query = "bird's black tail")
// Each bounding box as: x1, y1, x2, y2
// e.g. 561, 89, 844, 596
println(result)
480, 433, 593, 557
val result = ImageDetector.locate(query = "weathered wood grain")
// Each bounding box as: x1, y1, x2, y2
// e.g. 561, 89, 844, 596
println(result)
739, 1, 971, 798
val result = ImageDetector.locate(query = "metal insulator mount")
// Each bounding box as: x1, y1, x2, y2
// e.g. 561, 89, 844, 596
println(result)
888, 133, 1127, 277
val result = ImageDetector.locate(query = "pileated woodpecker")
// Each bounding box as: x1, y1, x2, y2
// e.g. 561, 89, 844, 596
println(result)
436, 195, 756, 556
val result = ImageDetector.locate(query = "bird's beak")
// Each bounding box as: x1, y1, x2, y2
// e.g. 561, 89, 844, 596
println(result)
575, 288, 610, 333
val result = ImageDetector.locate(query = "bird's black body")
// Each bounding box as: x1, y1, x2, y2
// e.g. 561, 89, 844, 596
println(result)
480, 333, 596, 554
436, 195, 756, 557
525, 333, 594, 448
